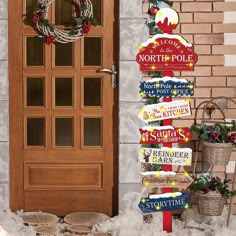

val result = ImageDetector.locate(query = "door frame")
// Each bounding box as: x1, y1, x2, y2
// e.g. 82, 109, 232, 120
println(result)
8, 0, 119, 216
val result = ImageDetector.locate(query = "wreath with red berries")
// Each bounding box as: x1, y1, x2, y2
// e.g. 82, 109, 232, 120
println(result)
33, 0, 96, 44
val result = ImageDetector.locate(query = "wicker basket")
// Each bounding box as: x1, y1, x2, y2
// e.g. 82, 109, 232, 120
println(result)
196, 192, 226, 216
202, 141, 233, 165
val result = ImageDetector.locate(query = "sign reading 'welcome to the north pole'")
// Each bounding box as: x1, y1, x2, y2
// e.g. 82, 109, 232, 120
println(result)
136, 34, 197, 72
138, 99, 191, 123
139, 77, 194, 98
139, 126, 192, 144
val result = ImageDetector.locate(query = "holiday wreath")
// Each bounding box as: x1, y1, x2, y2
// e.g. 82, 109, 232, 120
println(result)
33, 0, 96, 44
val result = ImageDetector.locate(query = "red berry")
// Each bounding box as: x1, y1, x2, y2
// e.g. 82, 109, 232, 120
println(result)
150, 7, 159, 15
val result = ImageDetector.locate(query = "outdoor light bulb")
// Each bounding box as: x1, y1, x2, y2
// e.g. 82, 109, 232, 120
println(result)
151, 65, 156, 70
156, 205, 161, 210
184, 172, 189, 177
185, 137, 189, 142
155, 82, 160, 88
156, 172, 161, 177
168, 149, 174, 154
185, 99, 190, 104
160, 106, 165, 112
172, 89, 177, 95
171, 181, 176, 186
140, 148, 145, 154
184, 204, 189, 209
172, 193, 177, 198
141, 198, 146, 203
138, 45, 143, 50
144, 181, 149, 187
189, 63, 193, 67
141, 136, 146, 142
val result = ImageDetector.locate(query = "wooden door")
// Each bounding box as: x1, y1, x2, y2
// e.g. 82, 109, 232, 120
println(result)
9, 0, 118, 216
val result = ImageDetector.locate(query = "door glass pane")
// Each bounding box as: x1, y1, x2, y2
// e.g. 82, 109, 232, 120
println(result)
55, 43, 73, 66
84, 118, 101, 146
84, 37, 102, 66
91, 0, 102, 25
84, 78, 101, 106
26, 37, 44, 66
27, 78, 44, 106
55, 0, 73, 25
55, 118, 73, 146
25, 0, 36, 26
55, 78, 73, 106
27, 118, 45, 146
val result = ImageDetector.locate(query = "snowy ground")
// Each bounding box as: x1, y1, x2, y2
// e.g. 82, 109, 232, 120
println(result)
0, 207, 236, 236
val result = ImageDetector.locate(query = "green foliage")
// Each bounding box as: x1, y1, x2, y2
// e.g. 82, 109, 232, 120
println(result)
191, 121, 236, 144
188, 175, 236, 198
148, 0, 173, 7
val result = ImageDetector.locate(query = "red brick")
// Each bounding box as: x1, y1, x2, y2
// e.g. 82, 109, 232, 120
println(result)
212, 88, 236, 97
173, 2, 180, 12
178, 13, 193, 23
213, 24, 236, 33
194, 45, 211, 55
214, 2, 236, 11
213, 67, 236, 76
181, 67, 211, 76
194, 34, 224, 44
194, 13, 223, 23
227, 77, 236, 86
212, 45, 236, 55
196, 77, 226, 87
182, 3, 212, 12
181, 24, 211, 33
194, 88, 212, 97
196, 56, 224, 66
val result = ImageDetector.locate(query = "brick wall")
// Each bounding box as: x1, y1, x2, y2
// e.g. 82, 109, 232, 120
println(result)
142, 0, 236, 213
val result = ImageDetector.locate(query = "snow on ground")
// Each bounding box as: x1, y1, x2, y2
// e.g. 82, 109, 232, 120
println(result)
0, 207, 236, 236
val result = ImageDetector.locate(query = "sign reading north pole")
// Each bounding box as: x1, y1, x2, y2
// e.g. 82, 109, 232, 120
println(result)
139, 125, 192, 144
136, 33, 197, 72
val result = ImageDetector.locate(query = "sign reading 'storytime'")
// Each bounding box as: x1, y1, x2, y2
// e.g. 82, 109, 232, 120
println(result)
139, 77, 194, 98
136, 33, 197, 72
139, 147, 192, 166
138, 192, 190, 214
141, 171, 193, 190
138, 99, 191, 123
139, 125, 192, 144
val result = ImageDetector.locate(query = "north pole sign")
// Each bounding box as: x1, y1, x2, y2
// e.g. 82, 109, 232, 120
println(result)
138, 192, 190, 214
138, 99, 191, 123
139, 147, 192, 166
136, 33, 197, 72
139, 77, 194, 98
141, 171, 193, 189
139, 126, 192, 144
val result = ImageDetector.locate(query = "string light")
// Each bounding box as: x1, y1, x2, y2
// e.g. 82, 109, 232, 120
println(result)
141, 198, 146, 203
184, 203, 189, 209
156, 205, 161, 210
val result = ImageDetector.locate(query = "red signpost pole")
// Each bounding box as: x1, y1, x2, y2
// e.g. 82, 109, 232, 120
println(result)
162, 71, 173, 233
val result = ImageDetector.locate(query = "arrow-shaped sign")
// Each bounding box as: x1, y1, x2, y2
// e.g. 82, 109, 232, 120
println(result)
139, 147, 192, 166
138, 192, 190, 214
138, 99, 191, 124
139, 125, 192, 144
141, 171, 193, 190
139, 77, 194, 98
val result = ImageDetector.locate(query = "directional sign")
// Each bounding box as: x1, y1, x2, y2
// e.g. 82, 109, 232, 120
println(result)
139, 147, 192, 166
138, 192, 190, 214
138, 99, 191, 124
139, 77, 194, 98
141, 171, 193, 189
139, 125, 192, 144
136, 33, 197, 72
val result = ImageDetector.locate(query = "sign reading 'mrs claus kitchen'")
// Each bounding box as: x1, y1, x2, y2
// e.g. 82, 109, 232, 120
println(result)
136, 33, 197, 71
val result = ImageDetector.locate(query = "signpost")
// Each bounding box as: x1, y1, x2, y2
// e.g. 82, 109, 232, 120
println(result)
138, 192, 190, 214
135, 5, 197, 233
138, 147, 192, 166
139, 77, 194, 98
138, 99, 191, 123
141, 171, 193, 189
139, 126, 192, 144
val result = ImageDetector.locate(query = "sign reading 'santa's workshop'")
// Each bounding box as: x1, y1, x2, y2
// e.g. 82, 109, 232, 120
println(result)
136, 33, 197, 71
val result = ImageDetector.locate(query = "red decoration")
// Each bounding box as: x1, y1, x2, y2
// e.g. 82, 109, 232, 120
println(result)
150, 7, 159, 15
136, 34, 197, 71
139, 127, 192, 144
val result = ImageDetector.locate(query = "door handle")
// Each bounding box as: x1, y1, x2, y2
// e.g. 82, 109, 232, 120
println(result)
96, 65, 117, 88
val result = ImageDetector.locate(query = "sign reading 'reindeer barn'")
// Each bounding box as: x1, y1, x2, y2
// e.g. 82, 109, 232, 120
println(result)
136, 33, 197, 71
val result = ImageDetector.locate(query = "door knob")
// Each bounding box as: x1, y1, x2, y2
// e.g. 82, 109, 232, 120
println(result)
96, 65, 117, 88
